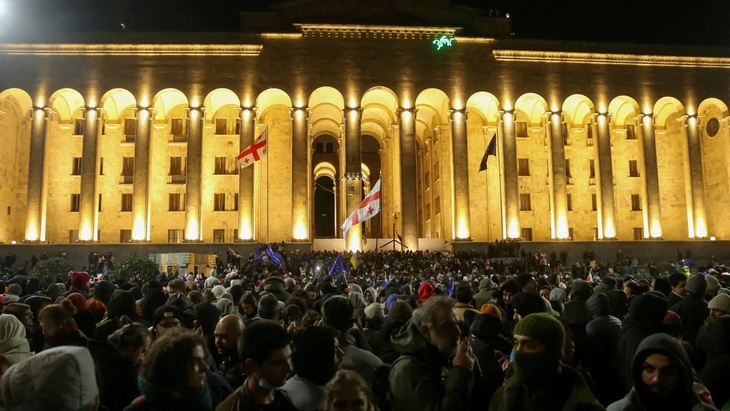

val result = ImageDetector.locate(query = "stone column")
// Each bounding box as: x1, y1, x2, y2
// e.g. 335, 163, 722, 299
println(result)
499, 110, 520, 239
78, 107, 103, 242
549, 111, 569, 239
24, 107, 49, 242
450, 108, 472, 240
684, 115, 708, 238
398, 108, 418, 249
640, 114, 663, 238
184, 107, 205, 241
343, 107, 363, 251
595, 113, 617, 239
237, 107, 256, 241
291, 107, 310, 241
131, 107, 153, 241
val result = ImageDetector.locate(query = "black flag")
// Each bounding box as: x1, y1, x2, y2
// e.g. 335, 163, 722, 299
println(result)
478, 134, 497, 172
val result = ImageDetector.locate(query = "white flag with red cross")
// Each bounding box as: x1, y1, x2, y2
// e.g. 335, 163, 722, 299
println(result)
341, 179, 381, 237
237, 128, 268, 168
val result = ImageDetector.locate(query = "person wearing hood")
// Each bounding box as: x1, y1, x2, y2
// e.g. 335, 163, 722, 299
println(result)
97, 290, 149, 341
564, 279, 595, 325
418, 281, 435, 305
0, 346, 99, 411
608, 333, 715, 411
363, 301, 385, 354
0, 314, 32, 365
62, 271, 92, 299
497, 279, 521, 336
586, 293, 624, 406
93, 280, 116, 306
141, 288, 168, 323
617, 292, 668, 392
699, 315, 730, 410
389, 296, 475, 411
259, 275, 291, 302
349, 291, 367, 326
608, 289, 630, 321
213, 298, 236, 318
489, 313, 604, 411
39, 299, 88, 350
473, 278, 495, 309
595, 277, 617, 294
469, 312, 513, 406
669, 274, 709, 346
510, 292, 548, 323
364, 286, 378, 306
1, 283, 22, 308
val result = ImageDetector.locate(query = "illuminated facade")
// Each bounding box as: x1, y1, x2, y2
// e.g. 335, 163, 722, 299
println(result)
2, 0, 730, 251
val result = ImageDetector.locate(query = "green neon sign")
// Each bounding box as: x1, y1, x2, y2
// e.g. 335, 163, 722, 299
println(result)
433, 35, 455, 50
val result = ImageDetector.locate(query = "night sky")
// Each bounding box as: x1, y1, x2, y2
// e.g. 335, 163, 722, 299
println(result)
1, 0, 730, 46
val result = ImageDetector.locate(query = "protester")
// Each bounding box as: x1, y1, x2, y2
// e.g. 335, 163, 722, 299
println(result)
699, 316, 730, 410
39, 299, 88, 349
0, 314, 31, 365
669, 273, 709, 346
61, 271, 92, 299
213, 314, 246, 388
454, 281, 480, 321
489, 313, 604, 411
0, 346, 98, 411
585, 293, 624, 405
259, 275, 291, 302
217, 320, 296, 411
608, 333, 715, 411
282, 326, 344, 411
321, 370, 377, 411
389, 296, 474, 411
151, 304, 183, 339
127, 328, 214, 411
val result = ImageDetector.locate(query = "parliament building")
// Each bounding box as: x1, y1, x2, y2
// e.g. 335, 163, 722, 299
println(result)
2, 0, 730, 252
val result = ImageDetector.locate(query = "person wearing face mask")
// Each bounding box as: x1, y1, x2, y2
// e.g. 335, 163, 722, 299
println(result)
388, 296, 475, 411
217, 320, 297, 411
489, 313, 604, 411
124, 329, 214, 411
90, 317, 151, 411
608, 333, 715, 411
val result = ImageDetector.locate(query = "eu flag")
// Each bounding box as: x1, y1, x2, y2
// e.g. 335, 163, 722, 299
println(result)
267, 245, 283, 264
329, 254, 345, 276
444, 282, 455, 297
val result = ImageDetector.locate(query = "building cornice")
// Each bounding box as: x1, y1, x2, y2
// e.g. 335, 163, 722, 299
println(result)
0, 43, 263, 56
294, 24, 460, 39
492, 49, 730, 68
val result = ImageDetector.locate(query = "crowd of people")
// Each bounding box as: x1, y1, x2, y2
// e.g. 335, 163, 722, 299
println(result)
0, 244, 729, 411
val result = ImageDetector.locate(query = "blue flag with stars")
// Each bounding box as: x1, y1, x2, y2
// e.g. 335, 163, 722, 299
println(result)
329, 254, 345, 276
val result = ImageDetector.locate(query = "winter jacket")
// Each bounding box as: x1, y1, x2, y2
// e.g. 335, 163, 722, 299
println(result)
617, 293, 667, 392
469, 313, 512, 407
564, 280, 595, 325
258, 276, 291, 302
585, 293, 625, 406
586, 294, 622, 358
89, 339, 140, 411
668, 291, 685, 308
338, 331, 382, 383
608, 333, 715, 411
0, 346, 98, 411
473, 283, 494, 310
489, 365, 605, 411
699, 316, 730, 409
44, 320, 89, 350
214, 350, 246, 389
497, 279, 521, 336
280, 375, 325, 411
61, 286, 90, 300
389, 322, 474, 411
669, 293, 709, 346
215, 380, 297, 411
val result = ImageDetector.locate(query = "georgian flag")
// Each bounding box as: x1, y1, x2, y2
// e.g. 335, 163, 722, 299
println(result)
237, 128, 268, 168
341, 179, 381, 237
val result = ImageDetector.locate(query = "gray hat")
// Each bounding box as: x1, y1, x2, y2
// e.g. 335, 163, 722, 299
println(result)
706, 275, 721, 292
7, 284, 22, 296
686, 274, 708, 296
708, 294, 730, 313
258, 294, 280, 321
479, 278, 494, 291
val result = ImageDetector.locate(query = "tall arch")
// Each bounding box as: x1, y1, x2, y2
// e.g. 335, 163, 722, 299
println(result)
698, 97, 730, 239
48, 88, 85, 122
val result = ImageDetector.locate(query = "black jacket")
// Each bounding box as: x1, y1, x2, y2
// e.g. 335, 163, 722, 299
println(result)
89, 339, 140, 411
699, 315, 730, 409
215, 350, 246, 389
669, 293, 709, 346
585, 293, 625, 406
469, 313, 512, 408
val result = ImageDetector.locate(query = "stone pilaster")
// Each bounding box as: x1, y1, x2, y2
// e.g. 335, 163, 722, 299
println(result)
237, 106, 256, 241
595, 113, 617, 238
343, 107, 363, 251
548, 111, 569, 239
290, 106, 310, 241
398, 107, 418, 249
499, 110, 520, 239
131, 107, 154, 241
24, 107, 49, 242
78, 107, 103, 241
450, 108, 472, 240
640, 114, 663, 238
684, 115, 708, 238
184, 107, 205, 241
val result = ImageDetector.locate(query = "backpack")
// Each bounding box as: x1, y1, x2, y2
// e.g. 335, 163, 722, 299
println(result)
371, 355, 415, 411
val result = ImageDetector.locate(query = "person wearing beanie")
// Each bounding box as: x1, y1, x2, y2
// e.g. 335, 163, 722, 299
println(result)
473, 278, 495, 310
362, 302, 385, 352
490, 313, 603, 411
670, 274, 709, 346
510, 292, 547, 323
45, 282, 63, 302
151, 304, 183, 339
62, 271, 91, 299
257, 294, 280, 321
704, 275, 720, 302
480, 303, 502, 320
417, 281, 434, 305
564, 279, 595, 326
497, 279, 522, 335
469, 311, 513, 406
454, 282, 480, 321
259, 275, 291, 302
608, 334, 715, 411
516, 274, 537, 292
594, 276, 617, 294
708, 293, 730, 317
2, 283, 22, 308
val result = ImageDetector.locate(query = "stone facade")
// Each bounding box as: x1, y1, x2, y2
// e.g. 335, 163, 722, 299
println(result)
2, 1, 730, 249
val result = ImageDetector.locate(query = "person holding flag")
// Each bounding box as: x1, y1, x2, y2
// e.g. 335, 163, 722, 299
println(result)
329, 253, 346, 277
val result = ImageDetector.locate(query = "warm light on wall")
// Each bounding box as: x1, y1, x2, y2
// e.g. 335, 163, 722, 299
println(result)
650, 220, 662, 239
695, 217, 707, 238
508, 219, 520, 239
603, 221, 616, 239
240, 218, 253, 241
132, 217, 146, 241
185, 218, 199, 241
556, 216, 569, 239
293, 220, 307, 240
79, 223, 93, 242
456, 218, 470, 240
25, 223, 39, 242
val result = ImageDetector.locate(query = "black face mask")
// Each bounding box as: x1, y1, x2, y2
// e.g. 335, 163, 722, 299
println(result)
513, 350, 561, 388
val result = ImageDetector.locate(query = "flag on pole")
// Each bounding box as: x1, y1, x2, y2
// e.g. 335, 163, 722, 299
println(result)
237, 128, 268, 168
266, 244, 284, 264
350, 253, 359, 270
329, 253, 345, 276
478, 134, 497, 172
341, 179, 381, 237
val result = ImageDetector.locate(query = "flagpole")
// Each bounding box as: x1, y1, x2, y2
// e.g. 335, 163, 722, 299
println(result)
498, 118, 505, 239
